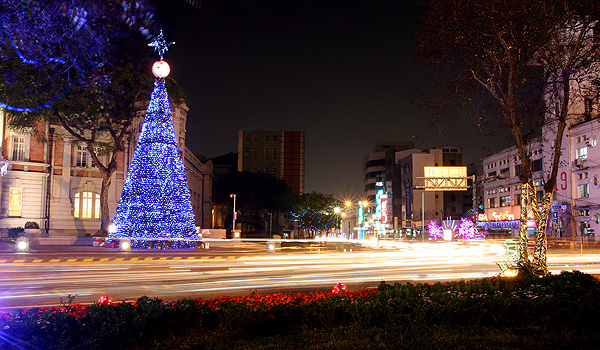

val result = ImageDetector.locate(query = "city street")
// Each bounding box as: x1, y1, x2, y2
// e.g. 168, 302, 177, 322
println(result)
1, 240, 600, 309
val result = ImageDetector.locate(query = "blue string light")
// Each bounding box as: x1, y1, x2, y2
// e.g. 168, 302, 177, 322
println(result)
110, 77, 198, 249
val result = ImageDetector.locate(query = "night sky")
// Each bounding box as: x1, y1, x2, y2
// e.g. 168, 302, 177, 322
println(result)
156, 0, 511, 198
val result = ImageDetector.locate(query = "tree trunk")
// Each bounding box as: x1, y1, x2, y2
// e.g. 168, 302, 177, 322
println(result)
517, 179, 551, 276
94, 170, 114, 237
532, 191, 551, 274
518, 182, 530, 265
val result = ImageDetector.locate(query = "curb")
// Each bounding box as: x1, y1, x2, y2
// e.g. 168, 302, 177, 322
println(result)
0, 256, 244, 264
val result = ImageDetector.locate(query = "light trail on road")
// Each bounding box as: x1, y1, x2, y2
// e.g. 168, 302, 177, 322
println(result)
2, 242, 600, 309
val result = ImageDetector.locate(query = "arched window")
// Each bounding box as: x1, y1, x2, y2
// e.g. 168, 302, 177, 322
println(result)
74, 191, 101, 219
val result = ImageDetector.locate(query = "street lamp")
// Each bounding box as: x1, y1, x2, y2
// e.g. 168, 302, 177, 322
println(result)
230, 194, 237, 239
268, 212, 273, 237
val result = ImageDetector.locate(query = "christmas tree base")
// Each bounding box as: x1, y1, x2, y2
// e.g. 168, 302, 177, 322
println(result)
104, 238, 207, 249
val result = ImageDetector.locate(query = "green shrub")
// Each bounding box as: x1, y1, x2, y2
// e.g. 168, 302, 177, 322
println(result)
3, 271, 600, 349
24, 221, 40, 229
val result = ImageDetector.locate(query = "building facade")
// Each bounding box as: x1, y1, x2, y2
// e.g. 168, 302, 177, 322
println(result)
480, 83, 599, 240
343, 142, 470, 239
0, 102, 213, 238
237, 130, 305, 196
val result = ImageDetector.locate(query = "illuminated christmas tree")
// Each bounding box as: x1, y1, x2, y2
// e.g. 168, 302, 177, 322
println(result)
109, 31, 197, 248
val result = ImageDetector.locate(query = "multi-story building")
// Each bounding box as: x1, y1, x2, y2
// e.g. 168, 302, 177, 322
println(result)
237, 130, 305, 196
363, 141, 415, 201
0, 101, 213, 238
479, 139, 547, 238
480, 80, 599, 240
347, 142, 469, 238
399, 149, 445, 232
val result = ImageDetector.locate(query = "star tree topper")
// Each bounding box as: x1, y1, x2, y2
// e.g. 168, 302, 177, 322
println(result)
149, 30, 174, 77
148, 30, 174, 60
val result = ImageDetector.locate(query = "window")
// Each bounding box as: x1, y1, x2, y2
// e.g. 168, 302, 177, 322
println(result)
264, 147, 270, 159
515, 164, 523, 177
578, 147, 588, 160
579, 184, 590, 198
585, 98, 594, 115
252, 148, 258, 159
272, 148, 278, 159
265, 135, 270, 141
532, 159, 543, 172
245, 148, 251, 158
594, 215, 600, 225
8, 188, 22, 217
537, 190, 544, 202
76, 145, 89, 167
11, 135, 25, 161
515, 193, 521, 205
74, 192, 101, 219
488, 197, 497, 208
500, 196, 511, 207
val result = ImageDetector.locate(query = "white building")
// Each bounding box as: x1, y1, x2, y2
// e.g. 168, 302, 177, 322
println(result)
480, 73, 599, 240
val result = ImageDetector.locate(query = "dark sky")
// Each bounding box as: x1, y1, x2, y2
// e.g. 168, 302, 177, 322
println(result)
156, 0, 510, 198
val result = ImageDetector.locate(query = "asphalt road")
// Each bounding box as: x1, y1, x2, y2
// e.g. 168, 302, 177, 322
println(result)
1, 240, 599, 309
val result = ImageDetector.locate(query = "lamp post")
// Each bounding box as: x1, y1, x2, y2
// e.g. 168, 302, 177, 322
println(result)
268, 212, 273, 237
230, 194, 236, 239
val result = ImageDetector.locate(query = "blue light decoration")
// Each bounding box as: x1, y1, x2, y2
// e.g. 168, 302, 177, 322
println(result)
109, 33, 198, 249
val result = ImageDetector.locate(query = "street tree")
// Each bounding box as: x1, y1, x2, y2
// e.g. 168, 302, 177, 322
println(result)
417, 0, 600, 275
291, 192, 339, 238
0, 1, 170, 235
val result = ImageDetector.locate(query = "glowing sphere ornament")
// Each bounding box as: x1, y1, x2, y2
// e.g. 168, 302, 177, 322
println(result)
152, 60, 170, 77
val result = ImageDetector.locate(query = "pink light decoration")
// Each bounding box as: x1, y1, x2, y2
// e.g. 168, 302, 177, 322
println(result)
428, 221, 443, 238
332, 282, 348, 294
458, 218, 476, 239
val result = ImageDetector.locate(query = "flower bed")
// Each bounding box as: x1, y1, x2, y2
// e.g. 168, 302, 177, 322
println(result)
2, 271, 600, 349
